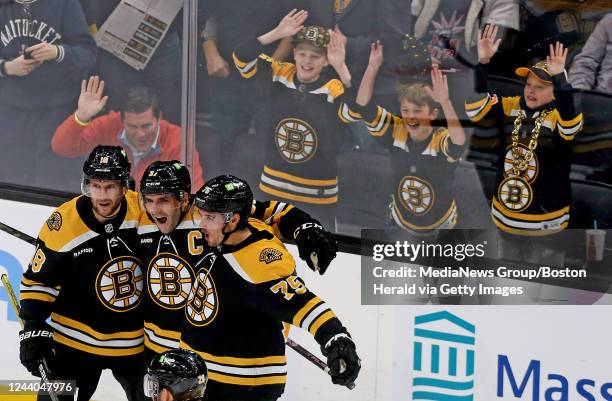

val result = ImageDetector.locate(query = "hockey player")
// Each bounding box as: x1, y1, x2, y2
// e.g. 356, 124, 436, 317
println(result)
144, 349, 208, 401
180, 175, 361, 401
138, 161, 339, 357
18, 145, 145, 401
355, 41, 467, 234
465, 26, 583, 237
232, 9, 358, 229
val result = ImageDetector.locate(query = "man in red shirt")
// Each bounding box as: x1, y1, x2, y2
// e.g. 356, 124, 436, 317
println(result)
52, 75, 204, 189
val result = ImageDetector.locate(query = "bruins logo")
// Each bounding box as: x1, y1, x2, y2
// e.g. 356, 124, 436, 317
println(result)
185, 267, 218, 327
275, 118, 318, 163
503, 144, 538, 182
96, 256, 144, 312
397, 176, 434, 216
260, 248, 283, 264
498, 177, 533, 212
148, 253, 194, 310
46, 212, 62, 231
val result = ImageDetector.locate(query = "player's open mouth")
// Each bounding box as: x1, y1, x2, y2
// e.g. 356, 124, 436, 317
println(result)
156, 217, 167, 224
406, 121, 420, 130
301, 66, 313, 72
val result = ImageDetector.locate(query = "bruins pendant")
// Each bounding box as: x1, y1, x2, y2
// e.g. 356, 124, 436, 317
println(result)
498, 176, 533, 212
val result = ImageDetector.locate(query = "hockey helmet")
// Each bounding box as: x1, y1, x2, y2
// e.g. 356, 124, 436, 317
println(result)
82, 145, 131, 182
81, 145, 131, 195
144, 349, 208, 401
140, 160, 192, 197
193, 175, 253, 227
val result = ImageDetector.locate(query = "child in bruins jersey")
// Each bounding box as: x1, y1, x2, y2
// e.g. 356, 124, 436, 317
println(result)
232, 9, 356, 229
466, 26, 583, 238
354, 41, 467, 234
466, 26, 584, 304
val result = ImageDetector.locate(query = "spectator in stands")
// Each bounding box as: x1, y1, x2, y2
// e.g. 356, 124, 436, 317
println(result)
51, 75, 205, 189
92, 0, 182, 124
0, 0, 96, 190
197, 1, 294, 179
569, 13, 612, 94
355, 42, 467, 233
232, 10, 356, 229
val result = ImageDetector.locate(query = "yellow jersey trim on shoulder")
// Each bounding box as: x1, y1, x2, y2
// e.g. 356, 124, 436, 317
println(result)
38, 197, 95, 252
226, 231, 295, 284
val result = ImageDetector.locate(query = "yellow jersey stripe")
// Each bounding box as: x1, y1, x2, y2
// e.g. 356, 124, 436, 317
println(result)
259, 184, 338, 205
144, 321, 181, 340
208, 372, 286, 386
51, 313, 143, 340
308, 310, 336, 336
20, 292, 56, 303
54, 333, 144, 356
263, 166, 338, 186
492, 198, 569, 221
181, 342, 287, 366
292, 297, 322, 326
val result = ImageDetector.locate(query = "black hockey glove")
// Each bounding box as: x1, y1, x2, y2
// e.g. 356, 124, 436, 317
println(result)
322, 333, 361, 387
293, 221, 338, 274
19, 320, 55, 377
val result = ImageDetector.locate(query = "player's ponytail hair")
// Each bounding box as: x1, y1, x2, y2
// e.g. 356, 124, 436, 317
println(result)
396, 83, 436, 110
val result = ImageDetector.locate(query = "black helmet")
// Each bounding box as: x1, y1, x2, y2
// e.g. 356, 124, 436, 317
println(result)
193, 175, 253, 227
145, 349, 208, 401
140, 160, 191, 197
83, 145, 131, 183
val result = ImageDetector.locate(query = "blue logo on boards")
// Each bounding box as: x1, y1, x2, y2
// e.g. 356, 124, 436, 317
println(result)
0, 250, 23, 323
412, 311, 475, 401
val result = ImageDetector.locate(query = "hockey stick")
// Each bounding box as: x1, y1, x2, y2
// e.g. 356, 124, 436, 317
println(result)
0, 220, 37, 246
1, 274, 60, 401
286, 338, 356, 390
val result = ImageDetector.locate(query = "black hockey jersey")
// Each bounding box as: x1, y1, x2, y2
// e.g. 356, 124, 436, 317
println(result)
359, 103, 464, 231
139, 199, 319, 354
465, 65, 583, 236
20, 191, 144, 357
233, 37, 359, 205
179, 219, 347, 400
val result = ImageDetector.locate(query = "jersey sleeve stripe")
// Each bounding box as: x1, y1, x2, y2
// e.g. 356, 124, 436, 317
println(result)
465, 94, 497, 122
20, 282, 60, 297
338, 103, 362, 123
292, 296, 323, 326
20, 292, 56, 303
299, 302, 330, 331
308, 310, 336, 336
232, 52, 258, 78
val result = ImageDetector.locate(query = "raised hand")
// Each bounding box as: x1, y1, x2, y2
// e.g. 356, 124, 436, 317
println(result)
546, 41, 568, 76
327, 30, 347, 71
424, 67, 450, 104
274, 9, 308, 40
477, 24, 501, 64
367, 40, 384, 70
76, 76, 108, 122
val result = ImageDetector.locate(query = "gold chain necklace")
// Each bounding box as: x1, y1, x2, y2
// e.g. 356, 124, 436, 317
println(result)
510, 109, 550, 176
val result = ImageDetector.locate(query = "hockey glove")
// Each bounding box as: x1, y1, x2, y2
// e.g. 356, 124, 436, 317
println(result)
19, 320, 55, 377
293, 221, 338, 274
322, 333, 361, 387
